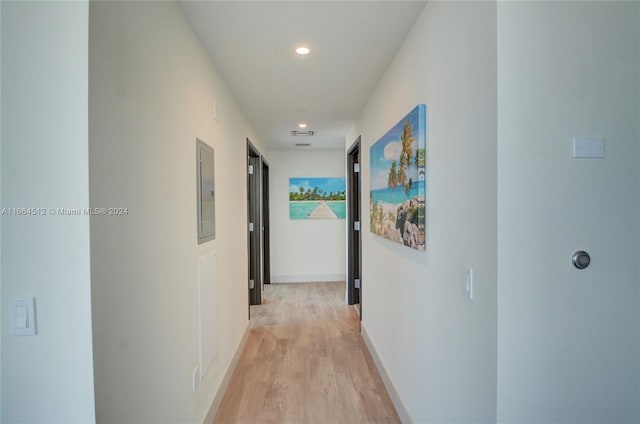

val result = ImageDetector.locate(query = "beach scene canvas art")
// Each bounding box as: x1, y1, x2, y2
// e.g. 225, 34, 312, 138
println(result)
370, 104, 426, 251
289, 177, 346, 220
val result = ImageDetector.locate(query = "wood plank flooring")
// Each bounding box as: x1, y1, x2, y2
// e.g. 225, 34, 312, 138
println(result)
213, 282, 400, 424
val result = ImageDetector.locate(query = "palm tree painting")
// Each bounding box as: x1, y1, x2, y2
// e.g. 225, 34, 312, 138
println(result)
289, 177, 346, 219
369, 104, 426, 251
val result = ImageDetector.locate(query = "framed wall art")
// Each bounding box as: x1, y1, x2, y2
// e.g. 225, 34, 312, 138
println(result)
369, 104, 426, 251
289, 177, 346, 220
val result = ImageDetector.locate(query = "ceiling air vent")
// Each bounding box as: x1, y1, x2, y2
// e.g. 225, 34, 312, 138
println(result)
295, 143, 311, 147
290, 130, 315, 136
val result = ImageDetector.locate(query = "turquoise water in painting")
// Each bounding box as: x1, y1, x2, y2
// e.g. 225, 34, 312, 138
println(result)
327, 201, 346, 218
290, 201, 346, 219
290, 202, 319, 219
371, 181, 426, 205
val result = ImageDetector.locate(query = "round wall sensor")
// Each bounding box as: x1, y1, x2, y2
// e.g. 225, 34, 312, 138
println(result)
572, 251, 591, 269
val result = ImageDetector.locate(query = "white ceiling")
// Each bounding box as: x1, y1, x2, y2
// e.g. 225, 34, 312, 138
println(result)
180, 1, 426, 151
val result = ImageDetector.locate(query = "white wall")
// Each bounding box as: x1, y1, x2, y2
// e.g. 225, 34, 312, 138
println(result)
352, 2, 498, 422
89, 2, 265, 422
497, 2, 640, 422
1, 2, 96, 423
269, 150, 346, 283
0, 2, 3, 416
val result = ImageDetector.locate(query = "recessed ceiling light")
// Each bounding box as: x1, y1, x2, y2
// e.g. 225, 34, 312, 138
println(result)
295, 47, 310, 55
298, 123, 307, 128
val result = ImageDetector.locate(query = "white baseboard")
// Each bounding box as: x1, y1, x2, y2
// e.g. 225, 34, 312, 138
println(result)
271, 273, 345, 283
202, 321, 250, 424
361, 323, 413, 424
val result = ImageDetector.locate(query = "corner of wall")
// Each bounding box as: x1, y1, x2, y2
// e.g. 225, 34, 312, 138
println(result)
1, 2, 95, 422
0, 1, 3, 416
637, 2, 640, 417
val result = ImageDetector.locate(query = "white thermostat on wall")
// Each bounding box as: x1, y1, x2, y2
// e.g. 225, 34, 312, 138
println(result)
572, 137, 604, 159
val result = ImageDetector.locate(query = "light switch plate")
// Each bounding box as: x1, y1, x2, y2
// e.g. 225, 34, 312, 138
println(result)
11, 297, 37, 336
462, 266, 473, 300
573, 137, 604, 158
192, 366, 200, 392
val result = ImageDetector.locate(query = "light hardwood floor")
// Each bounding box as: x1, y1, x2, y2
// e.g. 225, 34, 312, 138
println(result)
213, 282, 400, 424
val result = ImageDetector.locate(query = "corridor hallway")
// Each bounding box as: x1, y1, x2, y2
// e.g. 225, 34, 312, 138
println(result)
213, 282, 400, 424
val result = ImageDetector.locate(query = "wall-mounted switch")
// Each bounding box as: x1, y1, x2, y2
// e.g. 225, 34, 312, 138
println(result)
192, 366, 200, 393
11, 297, 37, 336
15, 305, 28, 329
462, 266, 473, 300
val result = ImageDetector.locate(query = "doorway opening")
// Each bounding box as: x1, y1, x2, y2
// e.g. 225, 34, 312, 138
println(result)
347, 137, 362, 319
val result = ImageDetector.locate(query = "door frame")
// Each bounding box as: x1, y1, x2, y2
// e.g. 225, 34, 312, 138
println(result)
347, 137, 362, 317
261, 157, 271, 285
247, 139, 262, 312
